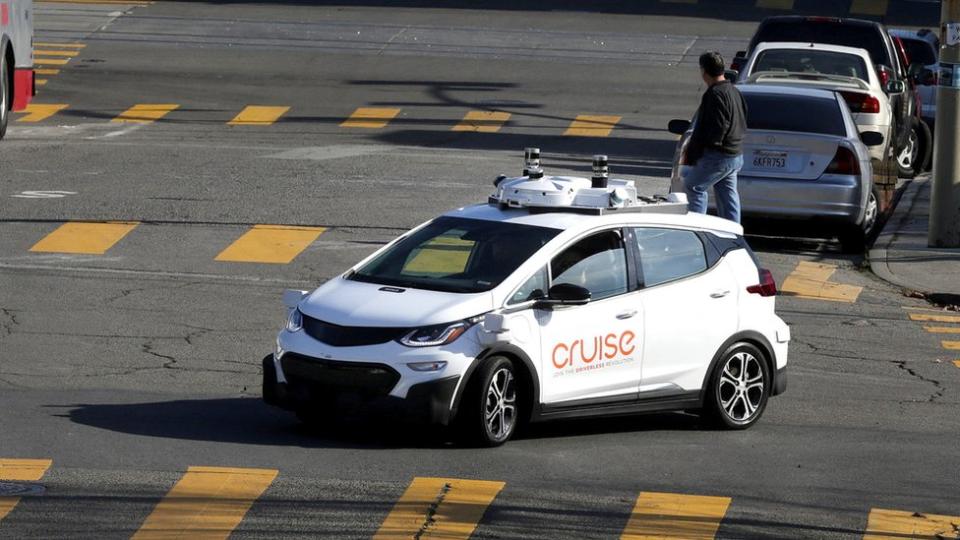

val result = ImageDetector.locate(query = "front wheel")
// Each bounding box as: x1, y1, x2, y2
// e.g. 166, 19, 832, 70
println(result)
705, 343, 770, 429
458, 356, 519, 447
896, 120, 924, 179
0, 52, 10, 140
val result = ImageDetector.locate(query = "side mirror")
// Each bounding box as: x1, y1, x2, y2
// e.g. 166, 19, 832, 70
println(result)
668, 119, 691, 135
860, 131, 885, 147
884, 79, 906, 95
538, 283, 591, 307
724, 69, 739, 83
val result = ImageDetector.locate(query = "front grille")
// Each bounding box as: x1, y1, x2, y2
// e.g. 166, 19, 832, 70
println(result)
281, 353, 400, 395
301, 315, 410, 347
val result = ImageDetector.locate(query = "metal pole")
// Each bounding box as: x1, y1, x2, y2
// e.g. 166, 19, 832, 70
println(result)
930, 0, 960, 247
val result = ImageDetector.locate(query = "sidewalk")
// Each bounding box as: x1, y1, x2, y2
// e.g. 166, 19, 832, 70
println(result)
869, 176, 960, 297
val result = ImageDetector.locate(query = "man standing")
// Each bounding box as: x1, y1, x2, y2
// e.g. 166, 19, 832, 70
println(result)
684, 51, 748, 223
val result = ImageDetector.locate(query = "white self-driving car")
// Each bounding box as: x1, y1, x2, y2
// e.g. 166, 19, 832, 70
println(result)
263, 152, 790, 446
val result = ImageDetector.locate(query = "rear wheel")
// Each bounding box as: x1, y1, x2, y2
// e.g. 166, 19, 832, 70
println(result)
705, 343, 770, 429
915, 118, 933, 173
896, 120, 922, 179
457, 356, 519, 447
0, 52, 10, 140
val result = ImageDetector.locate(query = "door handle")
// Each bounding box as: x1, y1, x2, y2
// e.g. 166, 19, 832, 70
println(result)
616, 309, 638, 320
710, 290, 731, 299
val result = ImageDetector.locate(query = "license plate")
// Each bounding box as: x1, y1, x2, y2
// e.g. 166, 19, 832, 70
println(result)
752, 151, 787, 169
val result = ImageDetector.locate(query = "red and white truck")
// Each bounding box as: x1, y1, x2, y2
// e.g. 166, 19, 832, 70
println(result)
1, 0, 34, 139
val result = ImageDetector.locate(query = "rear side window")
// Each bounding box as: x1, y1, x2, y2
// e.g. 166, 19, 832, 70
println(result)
899, 38, 937, 66
752, 49, 868, 80
633, 228, 707, 287
753, 21, 892, 68
743, 93, 846, 136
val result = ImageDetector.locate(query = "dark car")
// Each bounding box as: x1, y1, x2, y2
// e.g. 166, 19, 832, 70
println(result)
730, 16, 929, 178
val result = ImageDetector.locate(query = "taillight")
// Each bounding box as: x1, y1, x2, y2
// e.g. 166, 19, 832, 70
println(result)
877, 68, 891, 87
747, 269, 777, 297
825, 146, 860, 176
840, 91, 880, 114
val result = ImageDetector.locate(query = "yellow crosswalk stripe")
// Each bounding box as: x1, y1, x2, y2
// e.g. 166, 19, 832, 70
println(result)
564, 114, 621, 137
34, 58, 70, 66
922, 326, 960, 334
112, 104, 179, 124
620, 491, 731, 540
942, 340, 960, 350
909, 312, 960, 324
33, 50, 79, 57
953, 360, 960, 368
228, 105, 290, 126
340, 107, 401, 128
850, 0, 888, 16
756, 0, 793, 7
34, 42, 86, 48
35, 68, 60, 75
16, 104, 68, 123
35, 80, 48, 86
0, 459, 53, 523
132, 466, 277, 540
780, 261, 862, 303
30, 221, 139, 255
452, 111, 511, 133
374, 477, 504, 539
215, 225, 326, 264
863, 508, 960, 539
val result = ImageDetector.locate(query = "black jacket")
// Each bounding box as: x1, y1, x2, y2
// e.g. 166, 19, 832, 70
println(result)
686, 80, 747, 165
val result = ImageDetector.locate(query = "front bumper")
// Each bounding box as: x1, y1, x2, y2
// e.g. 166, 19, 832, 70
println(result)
262, 354, 460, 425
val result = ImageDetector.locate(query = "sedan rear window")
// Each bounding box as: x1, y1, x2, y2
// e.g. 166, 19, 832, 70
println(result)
753, 21, 892, 69
743, 93, 846, 136
752, 49, 869, 80
899, 37, 937, 66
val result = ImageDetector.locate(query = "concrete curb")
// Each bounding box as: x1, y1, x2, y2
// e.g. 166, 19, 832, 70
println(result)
867, 178, 925, 293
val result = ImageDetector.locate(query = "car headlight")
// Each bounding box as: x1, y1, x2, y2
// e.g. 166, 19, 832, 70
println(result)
399, 319, 475, 347
286, 308, 303, 333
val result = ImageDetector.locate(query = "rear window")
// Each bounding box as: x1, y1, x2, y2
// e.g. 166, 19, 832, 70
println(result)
743, 93, 846, 136
899, 37, 937, 66
752, 49, 869, 80
753, 20, 892, 68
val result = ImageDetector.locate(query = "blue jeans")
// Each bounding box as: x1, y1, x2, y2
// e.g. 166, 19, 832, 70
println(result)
683, 151, 744, 223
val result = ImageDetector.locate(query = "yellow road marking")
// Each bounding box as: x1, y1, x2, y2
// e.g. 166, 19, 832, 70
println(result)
452, 111, 511, 133
132, 466, 277, 540
0, 459, 53, 523
942, 341, 960, 351
863, 508, 960, 539
923, 326, 960, 334
341, 107, 401, 128
30, 221, 139, 255
756, 0, 793, 7
953, 360, 960, 368
620, 491, 731, 540
34, 42, 86, 48
780, 261, 862, 303
215, 225, 326, 264
228, 105, 290, 126
112, 104, 179, 124
33, 50, 79, 57
35, 80, 48, 86
16, 104, 68, 123
850, 0, 888, 16
374, 477, 504, 539
564, 114, 621, 137
909, 312, 960, 324
35, 68, 60, 75
34, 58, 69, 66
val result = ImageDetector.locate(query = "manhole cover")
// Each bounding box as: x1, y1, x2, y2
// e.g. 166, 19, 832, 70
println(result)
0, 481, 45, 497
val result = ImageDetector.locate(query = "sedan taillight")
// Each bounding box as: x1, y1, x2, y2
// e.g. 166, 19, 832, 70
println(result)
747, 269, 777, 297
825, 146, 860, 176
840, 91, 881, 114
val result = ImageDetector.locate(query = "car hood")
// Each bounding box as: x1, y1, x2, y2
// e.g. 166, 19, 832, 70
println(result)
299, 277, 495, 327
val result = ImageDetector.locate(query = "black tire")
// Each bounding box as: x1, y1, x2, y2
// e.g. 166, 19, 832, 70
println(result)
0, 51, 9, 140
705, 342, 770, 430
915, 118, 933, 173
896, 119, 923, 179
457, 355, 519, 447
838, 225, 866, 254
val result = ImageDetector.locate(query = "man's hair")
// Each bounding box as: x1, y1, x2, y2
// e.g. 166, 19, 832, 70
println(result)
699, 51, 725, 78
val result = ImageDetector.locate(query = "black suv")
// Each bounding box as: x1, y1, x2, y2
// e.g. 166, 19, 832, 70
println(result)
731, 16, 929, 178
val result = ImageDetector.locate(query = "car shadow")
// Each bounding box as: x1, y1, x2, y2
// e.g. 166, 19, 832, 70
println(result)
61, 397, 706, 450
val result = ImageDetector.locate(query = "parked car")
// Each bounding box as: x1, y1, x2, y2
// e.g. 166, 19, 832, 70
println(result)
738, 42, 897, 163
730, 16, 927, 178
890, 28, 939, 131
668, 85, 884, 252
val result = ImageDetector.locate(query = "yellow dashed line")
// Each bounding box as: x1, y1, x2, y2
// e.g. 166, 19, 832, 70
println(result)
0, 459, 53, 523
35, 80, 47, 86
850, 0, 888, 16
620, 492, 731, 540
863, 508, 960, 539
953, 360, 960, 368
341, 107, 401, 128
29, 221, 139, 255
373, 477, 504, 539
780, 261, 862, 303
942, 341, 960, 351
228, 105, 290, 126
908, 312, 960, 324
564, 114, 621, 137
34, 42, 86, 49
34, 58, 70, 66
215, 225, 326, 264
922, 326, 960, 334
33, 50, 79, 57
112, 104, 179, 124
35, 69, 60, 75
16, 104, 68, 123
132, 466, 277, 540
452, 111, 511, 133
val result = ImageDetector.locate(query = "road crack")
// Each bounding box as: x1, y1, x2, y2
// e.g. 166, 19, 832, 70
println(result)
415, 482, 452, 539
891, 361, 945, 404
0, 308, 20, 340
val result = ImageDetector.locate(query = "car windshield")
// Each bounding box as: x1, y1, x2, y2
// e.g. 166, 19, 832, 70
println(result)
752, 49, 869, 80
899, 38, 937, 66
349, 216, 560, 294
743, 93, 846, 136
754, 21, 892, 68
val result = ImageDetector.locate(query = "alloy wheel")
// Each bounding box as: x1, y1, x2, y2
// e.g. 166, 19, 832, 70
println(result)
897, 129, 919, 170
484, 367, 517, 441
863, 190, 879, 234
717, 351, 765, 423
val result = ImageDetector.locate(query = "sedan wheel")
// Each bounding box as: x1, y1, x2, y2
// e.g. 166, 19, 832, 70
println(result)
707, 343, 770, 429
484, 367, 517, 442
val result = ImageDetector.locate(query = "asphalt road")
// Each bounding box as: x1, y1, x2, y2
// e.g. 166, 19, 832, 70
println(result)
0, 2, 958, 539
